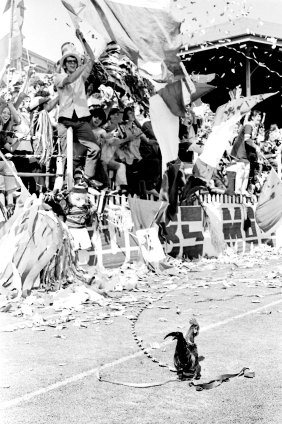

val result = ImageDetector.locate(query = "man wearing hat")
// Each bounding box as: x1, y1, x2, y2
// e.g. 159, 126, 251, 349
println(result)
54, 29, 101, 188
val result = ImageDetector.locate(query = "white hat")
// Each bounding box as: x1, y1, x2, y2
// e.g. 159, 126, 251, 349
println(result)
59, 42, 81, 67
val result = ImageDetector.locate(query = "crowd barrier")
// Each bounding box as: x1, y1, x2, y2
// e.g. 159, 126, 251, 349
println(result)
86, 194, 276, 268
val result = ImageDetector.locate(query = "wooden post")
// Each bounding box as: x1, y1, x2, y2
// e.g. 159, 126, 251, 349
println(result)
53, 155, 64, 192
246, 46, 251, 96
66, 127, 73, 190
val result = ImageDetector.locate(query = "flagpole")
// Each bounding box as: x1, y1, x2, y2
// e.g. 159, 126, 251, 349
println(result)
8, 0, 15, 63
7, 0, 15, 92
26, 47, 31, 66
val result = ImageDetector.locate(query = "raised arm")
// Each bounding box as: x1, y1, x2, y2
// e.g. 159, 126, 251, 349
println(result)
76, 29, 95, 78
6, 101, 21, 125
14, 66, 34, 109
76, 29, 95, 62
45, 95, 59, 112
0, 59, 10, 87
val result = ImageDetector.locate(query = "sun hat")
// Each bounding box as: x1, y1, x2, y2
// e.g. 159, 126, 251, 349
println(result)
59, 42, 81, 67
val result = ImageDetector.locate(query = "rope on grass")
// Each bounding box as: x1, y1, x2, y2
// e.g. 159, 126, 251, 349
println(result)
97, 367, 255, 389
128, 291, 176, 372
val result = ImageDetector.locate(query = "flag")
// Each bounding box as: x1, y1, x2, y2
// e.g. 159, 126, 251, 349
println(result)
193, 92, 278, 183
213, 92, 278, 127
150, 77, 196, 173
62, 0, 182, 81
149, 78, 215, 173
0, 0, 24, 70
61, 0, 108, 59
255, 169, 282, 233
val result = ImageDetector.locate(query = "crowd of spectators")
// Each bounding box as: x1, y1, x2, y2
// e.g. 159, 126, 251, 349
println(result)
0, 32, 281, 217
0, 35, 163, 209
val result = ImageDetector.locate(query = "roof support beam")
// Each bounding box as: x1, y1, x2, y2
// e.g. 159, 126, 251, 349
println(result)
246, 46, 251, 96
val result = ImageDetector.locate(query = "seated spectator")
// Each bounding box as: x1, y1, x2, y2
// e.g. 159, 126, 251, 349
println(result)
12, 95, 35, 189
209, 157, 229, 194
0, 99, 21, 133
0, 101, 26, 166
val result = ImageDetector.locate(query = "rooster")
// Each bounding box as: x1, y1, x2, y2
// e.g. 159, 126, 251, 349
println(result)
164, 319, 201, 380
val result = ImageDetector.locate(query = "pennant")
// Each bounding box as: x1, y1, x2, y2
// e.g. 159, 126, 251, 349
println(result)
3, 0, 12, 13
61, 0, 84, 29
64, 0, 182, 81
255, 169, 282, 233
191, 73, 216, 84
158, 78, 195, 117
0, 0, 24, 70
193, 92, 278, 183
60, 0, 108, 59
62, 0, 80, 15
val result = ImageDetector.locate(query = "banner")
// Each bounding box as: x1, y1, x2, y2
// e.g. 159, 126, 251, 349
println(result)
136, 227, 165, 264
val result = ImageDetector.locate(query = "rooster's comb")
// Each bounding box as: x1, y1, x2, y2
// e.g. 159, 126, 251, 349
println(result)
189, 318, 199, 326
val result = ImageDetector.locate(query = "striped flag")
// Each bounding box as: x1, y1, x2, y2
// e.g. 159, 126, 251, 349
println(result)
0, 0, 24, 70
193, 92, 278, 183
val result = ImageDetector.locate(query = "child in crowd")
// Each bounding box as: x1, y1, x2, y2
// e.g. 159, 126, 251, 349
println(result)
91, 107, 128, 194
65, 184, 95, 264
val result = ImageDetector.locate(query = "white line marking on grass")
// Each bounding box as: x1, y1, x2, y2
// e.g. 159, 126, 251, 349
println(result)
1, 297, 282, 410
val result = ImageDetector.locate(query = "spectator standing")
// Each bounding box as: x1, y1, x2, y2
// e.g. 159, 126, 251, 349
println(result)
231, 110, 262, 196
54, 29, 101, 188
